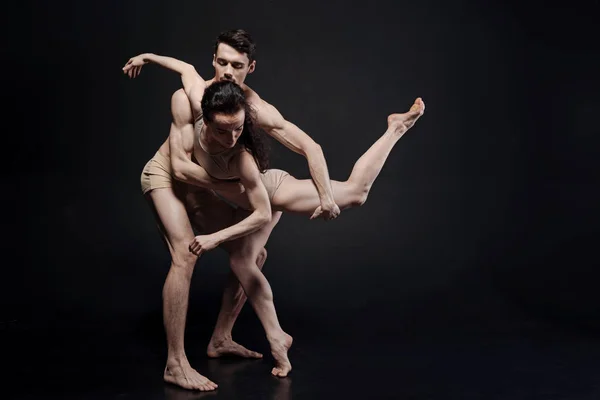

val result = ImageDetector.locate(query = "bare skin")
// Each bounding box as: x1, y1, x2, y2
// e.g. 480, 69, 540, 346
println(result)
125, 45, 425, 386
214, 98, 426, 214
142, 82, 296, 389
144, 98, 424, 388
214, 209, 293, 377
202, 97, 425, 378
152, 94, 424, 386
147, 184, 217, 391
149, 181, 288, 388
269, 332, 294, 377
206, 248, 266, 359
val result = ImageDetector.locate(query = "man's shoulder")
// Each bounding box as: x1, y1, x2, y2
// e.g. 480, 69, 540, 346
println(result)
171, 88, 189, 104
170, 88, 195, 123
242, 84, 261, 102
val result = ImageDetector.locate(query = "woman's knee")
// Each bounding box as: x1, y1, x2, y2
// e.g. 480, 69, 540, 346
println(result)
347, 181, 369, 207
230, 252, 255, 271
171, 247, 198, 270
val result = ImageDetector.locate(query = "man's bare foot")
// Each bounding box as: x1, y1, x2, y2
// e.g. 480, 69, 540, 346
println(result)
387, 97, 426, 136
268, 333, 293, 377
207, 337, 263, 359
164, 360, 218, 391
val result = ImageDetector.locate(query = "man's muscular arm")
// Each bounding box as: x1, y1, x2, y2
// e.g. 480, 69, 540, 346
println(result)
169, 89, 242, 193
247, 89, 340, 220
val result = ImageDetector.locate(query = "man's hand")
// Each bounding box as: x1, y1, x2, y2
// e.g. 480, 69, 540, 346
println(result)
122, 54, 148, 78
189, 234, 220, 256
309, 201, 341, 221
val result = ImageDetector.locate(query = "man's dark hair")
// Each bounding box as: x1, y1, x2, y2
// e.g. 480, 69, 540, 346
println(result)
214, 29, 257, 62
202, 80, 269, 172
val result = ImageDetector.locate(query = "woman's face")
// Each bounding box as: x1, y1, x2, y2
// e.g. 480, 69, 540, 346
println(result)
206, 109, 245, 149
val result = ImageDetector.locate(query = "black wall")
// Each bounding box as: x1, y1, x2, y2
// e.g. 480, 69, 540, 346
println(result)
4, 0, 599, 340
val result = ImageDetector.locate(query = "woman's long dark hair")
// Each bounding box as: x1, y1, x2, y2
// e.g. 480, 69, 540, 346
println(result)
201, 81, 270, 172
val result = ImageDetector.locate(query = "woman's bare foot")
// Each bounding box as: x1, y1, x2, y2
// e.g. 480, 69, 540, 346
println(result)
268, 332, 293, 377
207, 337, 263, 359
164, 359, 218, 391
387, 97, 426, 136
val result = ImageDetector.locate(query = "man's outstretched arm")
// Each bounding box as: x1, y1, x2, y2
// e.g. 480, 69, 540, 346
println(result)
123, 53, 205, 110
247, 90, 340, 220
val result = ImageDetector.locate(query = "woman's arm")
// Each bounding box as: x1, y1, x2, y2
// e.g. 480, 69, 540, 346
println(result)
123, 53, 205, 110
188, 151, 272, 255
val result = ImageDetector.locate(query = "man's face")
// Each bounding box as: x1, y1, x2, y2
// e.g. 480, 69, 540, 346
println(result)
206, 109, 245, 149
212, 43, 255, 85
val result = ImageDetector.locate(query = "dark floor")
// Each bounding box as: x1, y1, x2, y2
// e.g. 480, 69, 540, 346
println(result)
3, 304, 600, 400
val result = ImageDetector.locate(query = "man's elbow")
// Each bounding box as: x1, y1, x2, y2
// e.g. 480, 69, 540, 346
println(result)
303, 141, 323, 158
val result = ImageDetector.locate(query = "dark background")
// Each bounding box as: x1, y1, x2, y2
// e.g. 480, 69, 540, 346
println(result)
3, 0, 599, 398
